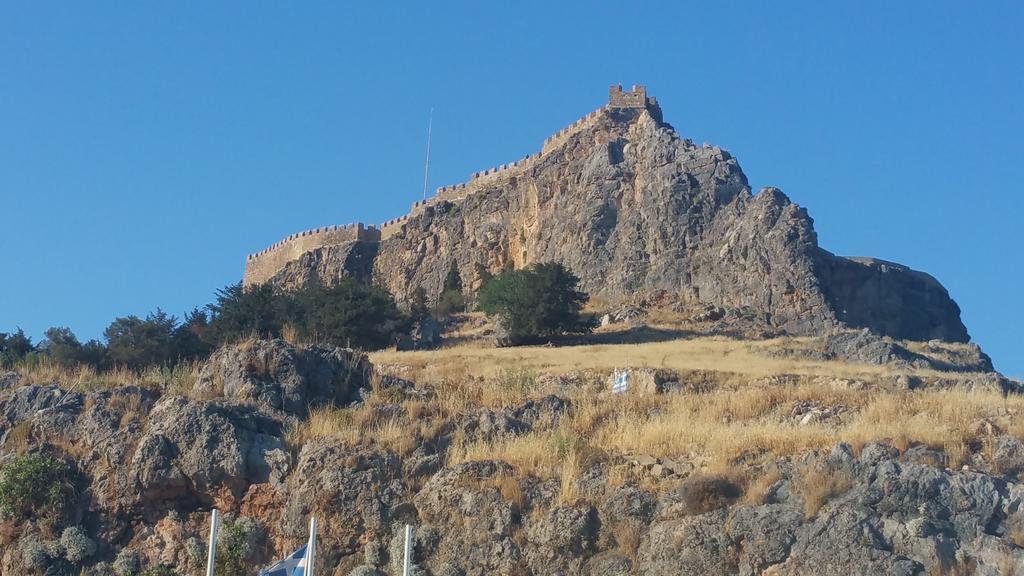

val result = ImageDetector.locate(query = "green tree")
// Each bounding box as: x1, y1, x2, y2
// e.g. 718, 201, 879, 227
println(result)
171, 308, 215, 362
477, 262, 594, 345
42, 327, 108, 369
296, 279, 408, 350
206, 283, 293, 344
0, 329, 34, 366
104, 309, 177, 369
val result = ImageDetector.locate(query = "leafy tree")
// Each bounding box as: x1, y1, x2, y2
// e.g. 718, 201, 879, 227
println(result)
296, 279, 408, 350
171, 308, 215, 362
0, 454, 76, 523
0, 328, 34, 366
206, 283, 293, 344
477, 262, 594, 345
104, 309, 177, 369
42, 327, 108, 369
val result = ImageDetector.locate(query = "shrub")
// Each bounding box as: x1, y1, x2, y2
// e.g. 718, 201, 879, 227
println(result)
0, 454, 76, 522
435, 262, 466, 316
113, 548, 140, 576
477, 262, 594, 345
0, 328, 35, 366
676, 473, 743, 515
42, 327, 108, 369
105, 310, 178, 369
216, 517, 262, 576
140, 565, 178, 576
294, 279, 408, 350
207, 283, 294, 344
60, 525, 97, 564
20, 537, 50, 570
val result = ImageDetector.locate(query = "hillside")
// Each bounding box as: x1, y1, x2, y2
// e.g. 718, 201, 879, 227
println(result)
246, 85, 967, 343
1, 318, 1022, 574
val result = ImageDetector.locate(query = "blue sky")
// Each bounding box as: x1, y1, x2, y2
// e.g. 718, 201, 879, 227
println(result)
1, 2, 1021, 376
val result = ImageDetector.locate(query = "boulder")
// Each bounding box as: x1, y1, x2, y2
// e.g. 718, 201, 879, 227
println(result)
195, 339, 373, 415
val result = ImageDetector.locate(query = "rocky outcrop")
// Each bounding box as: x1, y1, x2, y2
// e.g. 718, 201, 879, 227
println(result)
2, 381, 1024, 574
257, 97, 969, 343
195, 339, 374, 416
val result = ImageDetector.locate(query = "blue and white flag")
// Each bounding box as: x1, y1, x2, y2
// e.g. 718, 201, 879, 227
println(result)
258, 544, 309, 576
612, 369, 630, 394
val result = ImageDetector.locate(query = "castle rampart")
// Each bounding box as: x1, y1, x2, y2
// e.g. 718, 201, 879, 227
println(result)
246, 86, 660, 284
244, 223, 380, 286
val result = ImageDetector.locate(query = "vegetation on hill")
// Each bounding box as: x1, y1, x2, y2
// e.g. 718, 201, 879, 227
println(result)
477, 262, 596, 345
0, 279, 409, 374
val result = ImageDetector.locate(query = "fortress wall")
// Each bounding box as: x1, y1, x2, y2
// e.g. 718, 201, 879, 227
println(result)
540, 106, 606, 155
376, 106, 609, 240
244, 223, 381, 286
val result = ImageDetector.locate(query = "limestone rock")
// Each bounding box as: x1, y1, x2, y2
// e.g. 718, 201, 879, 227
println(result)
195, 339, 373, 416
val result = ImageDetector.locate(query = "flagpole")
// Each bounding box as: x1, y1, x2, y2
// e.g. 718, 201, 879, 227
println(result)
206, 509, 221, 576
307, 516, 318, 576
402, 524, 413, 576
422, 108, 433, 201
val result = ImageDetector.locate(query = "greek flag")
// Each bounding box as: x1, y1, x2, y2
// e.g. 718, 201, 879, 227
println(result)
612, 369, 630, 394
258, 544, 309, 576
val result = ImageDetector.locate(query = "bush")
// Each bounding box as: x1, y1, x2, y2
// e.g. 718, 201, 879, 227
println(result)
113, 548, 140, 576
477, 263, 594, 345
677, 473, 743, 515
0, 328, 35, 366
42, 327, 108, 369
140, 565, 177, 576
20, 537, 50, 570
105, 310, 177, 369
435, 263, 466, 316
215, 517, 262, 576
60, 525, 97, 564
294, 279, 409, 350
207, 283, 295, 344
0, 454, 76, 523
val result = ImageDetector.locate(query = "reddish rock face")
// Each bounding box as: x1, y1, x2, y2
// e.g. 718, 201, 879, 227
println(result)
263, 102, 969, 343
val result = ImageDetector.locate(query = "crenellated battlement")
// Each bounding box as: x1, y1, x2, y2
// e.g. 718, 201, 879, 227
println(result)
244, 223, 380, 285
245, 86, 662, 285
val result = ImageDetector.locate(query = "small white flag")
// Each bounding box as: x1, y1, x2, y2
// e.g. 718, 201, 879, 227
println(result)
612, 369, 630, 394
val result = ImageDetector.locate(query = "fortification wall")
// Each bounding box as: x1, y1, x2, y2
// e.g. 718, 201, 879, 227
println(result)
246, 91, 634, 280
378, 105, 608, 240
244, 223, 380, 286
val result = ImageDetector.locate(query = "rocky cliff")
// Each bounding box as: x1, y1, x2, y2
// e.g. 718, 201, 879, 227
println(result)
257, 89, 968, 343
2, 339, 1021, 575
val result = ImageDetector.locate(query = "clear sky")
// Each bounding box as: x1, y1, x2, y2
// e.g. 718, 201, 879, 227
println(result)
1, 2, 1021, 376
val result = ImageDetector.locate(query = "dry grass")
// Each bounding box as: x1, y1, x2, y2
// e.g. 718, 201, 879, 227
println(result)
370, 336, 980, 386
743, 467, 784, 506
380, 333, 1024, 483
15, 360, 201, 396
614, 521, 643, 562
795, 465, 853, 519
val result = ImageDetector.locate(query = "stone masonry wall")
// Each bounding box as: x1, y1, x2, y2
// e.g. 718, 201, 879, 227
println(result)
248, 90, 625, 277
243, 223, 380, 286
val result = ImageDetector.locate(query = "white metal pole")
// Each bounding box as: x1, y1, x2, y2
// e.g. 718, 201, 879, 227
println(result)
205, 509, 221, 576
422, 109, 433, 201
402, 524, 413, 576
307, 516, 318, 576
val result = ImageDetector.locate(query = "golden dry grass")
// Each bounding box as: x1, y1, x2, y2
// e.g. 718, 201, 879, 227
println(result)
372, 334, 1023, 482
370, 336, 984, 385
795, 465, 853, 519
15, 360, 201, 396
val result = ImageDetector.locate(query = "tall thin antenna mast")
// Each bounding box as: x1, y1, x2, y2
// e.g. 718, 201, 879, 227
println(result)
422, 108, 434, 201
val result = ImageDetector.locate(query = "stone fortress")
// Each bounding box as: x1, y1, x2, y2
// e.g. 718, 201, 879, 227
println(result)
243, 85, 660, 286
